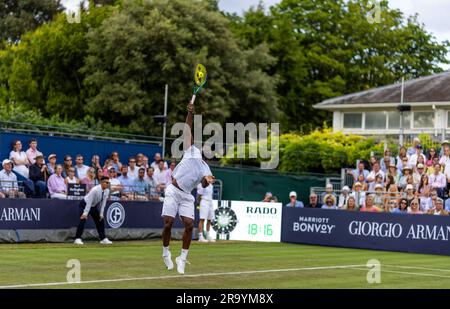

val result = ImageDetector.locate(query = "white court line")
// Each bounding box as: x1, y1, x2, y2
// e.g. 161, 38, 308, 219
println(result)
0, 264, 366, 289
383, 264, 450, 273
350, 267, 450, 279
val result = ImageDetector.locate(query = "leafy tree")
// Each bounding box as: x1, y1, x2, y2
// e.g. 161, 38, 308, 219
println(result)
228, 0, 450, 132
81, 0, 279, 133
0, 0, 64, 46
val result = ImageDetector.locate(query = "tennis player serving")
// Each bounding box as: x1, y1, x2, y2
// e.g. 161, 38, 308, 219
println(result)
161, 100, 215, 274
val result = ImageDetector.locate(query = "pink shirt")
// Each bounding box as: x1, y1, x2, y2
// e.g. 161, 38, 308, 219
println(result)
360, 207, 381, 213
25, 148, 43, 165
47, 174, 66, 195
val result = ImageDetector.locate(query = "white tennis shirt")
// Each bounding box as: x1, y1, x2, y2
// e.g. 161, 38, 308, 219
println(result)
172, 145, 212, 193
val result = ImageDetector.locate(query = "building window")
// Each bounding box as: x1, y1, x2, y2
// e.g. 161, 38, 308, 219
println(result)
365, 112, 387, 129
413, 112, 434, 128
343, 113, 362, 129
387, 111, 411, 129
447, 111, 450, 128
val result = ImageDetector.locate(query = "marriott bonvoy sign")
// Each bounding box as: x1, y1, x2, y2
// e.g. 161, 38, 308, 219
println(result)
282, 208, 450, 256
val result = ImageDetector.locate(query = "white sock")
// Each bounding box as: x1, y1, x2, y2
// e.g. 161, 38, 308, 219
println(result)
199, 232, 204, 239
206, 231, 210, 238
181, 249, 189, 260
163, 246, 170, 257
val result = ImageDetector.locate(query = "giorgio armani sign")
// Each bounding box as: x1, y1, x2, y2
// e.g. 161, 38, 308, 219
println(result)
282, 208, 450, 256
0, 208, 40, 222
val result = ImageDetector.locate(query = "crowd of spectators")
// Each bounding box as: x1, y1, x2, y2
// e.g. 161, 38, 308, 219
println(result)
283, 137, 450, 216
0, 138, 177, 201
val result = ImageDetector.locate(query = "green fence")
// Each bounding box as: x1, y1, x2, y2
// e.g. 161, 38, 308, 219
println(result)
211, 166, 337, 205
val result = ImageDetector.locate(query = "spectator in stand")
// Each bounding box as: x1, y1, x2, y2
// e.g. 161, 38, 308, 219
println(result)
118, 165, 134, 199
404, 184, 415, 206
47, 154, 57, 175
351, 182, 366, 208
368, 174, 384, 192
133, 168, 148, 200
385, 199, 398, 213
102, 158, 113, 176
322, 194, 337, 210
387, 164, 399, 185
396, 146, 409, 171
136, 153, 145, 167
165, 160, 176, 185
306, 192, 321, 208
343, 196, 357, 211
107, 167, 123, 199
367, 162, 385, 188
29, 155, 49, 198
407, 137, 421, 156
262, 192, 273, 202
384, 174, 395, 191
320, 184, 336, 205
338, 186, 351, 209
440, 140, 450, 156
94, 168, 104, 186
142, 156, 149, 169
110, 151, 122, 172
408, 198, 423, 214
426, 156, 441, 175
65, 167, 79, 185
380, 154, 394, 174
285, 191, 304, 208
355, 174, 368, 191
47, 164, 67, 199
368, 156, 378, 170
80, 167, 96, 193
383, 184, 399, 209
408, 144, 426, 168
417, 174, 431, 210
62, 155, 73, 178
392, 198, 408, 214
424, 189, 438, 213
429, 163, 446, 198
0, 159, 25, 198
348, 161, 369, 182
398, 166, 412, 191
398, 157, 410, 176
413, 163, 426, 185
426, 147, 438, 168
150, 153, 168, 170
444, 192, 450, 211
91, 155, 102, 177
427, 198, 448, 216
75, 155, 89, 180
373, 184, 384, 209
9, 140, 30, 178
127, 156, 139, 180
153, 160, 167, 191
360, 195, 381, 212
439, 143, 450, 172
25, 138, 44, 166
146, 167, 161, 200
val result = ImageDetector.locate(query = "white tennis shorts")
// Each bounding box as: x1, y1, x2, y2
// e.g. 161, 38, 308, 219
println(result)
161, 184, 195, 219
199, 199, 214, 220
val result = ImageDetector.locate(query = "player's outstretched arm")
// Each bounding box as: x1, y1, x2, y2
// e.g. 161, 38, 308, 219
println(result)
184, 102, 195, 150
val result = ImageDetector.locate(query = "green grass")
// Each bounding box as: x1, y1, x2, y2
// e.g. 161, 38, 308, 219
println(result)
1, 240, 450, 288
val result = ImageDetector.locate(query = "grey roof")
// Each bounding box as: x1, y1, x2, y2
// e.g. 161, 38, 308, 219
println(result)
314, 71, 450, 108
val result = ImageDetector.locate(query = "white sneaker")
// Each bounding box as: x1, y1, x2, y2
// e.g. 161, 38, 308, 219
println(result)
207, 237, 216, 243
74, 238, 84, 245
163, 252, 174, 270
175, 256, 187, 274
100, 238, 113, 245
198, 236, 208, 243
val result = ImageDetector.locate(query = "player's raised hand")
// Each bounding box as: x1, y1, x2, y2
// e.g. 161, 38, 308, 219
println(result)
187, 102, 195, 113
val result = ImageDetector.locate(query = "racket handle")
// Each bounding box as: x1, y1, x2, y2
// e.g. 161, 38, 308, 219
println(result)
190, 94, 196, 105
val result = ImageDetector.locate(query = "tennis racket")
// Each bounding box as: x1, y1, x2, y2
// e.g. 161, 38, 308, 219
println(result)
191, 63, 207, 104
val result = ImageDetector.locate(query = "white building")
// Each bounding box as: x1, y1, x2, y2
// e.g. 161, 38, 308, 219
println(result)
314, 71, 450, 140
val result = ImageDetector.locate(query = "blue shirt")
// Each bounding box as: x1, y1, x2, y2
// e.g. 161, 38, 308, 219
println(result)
285, 201, 304, 208
445, 199, 450, 212
133, 178, 148, 195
